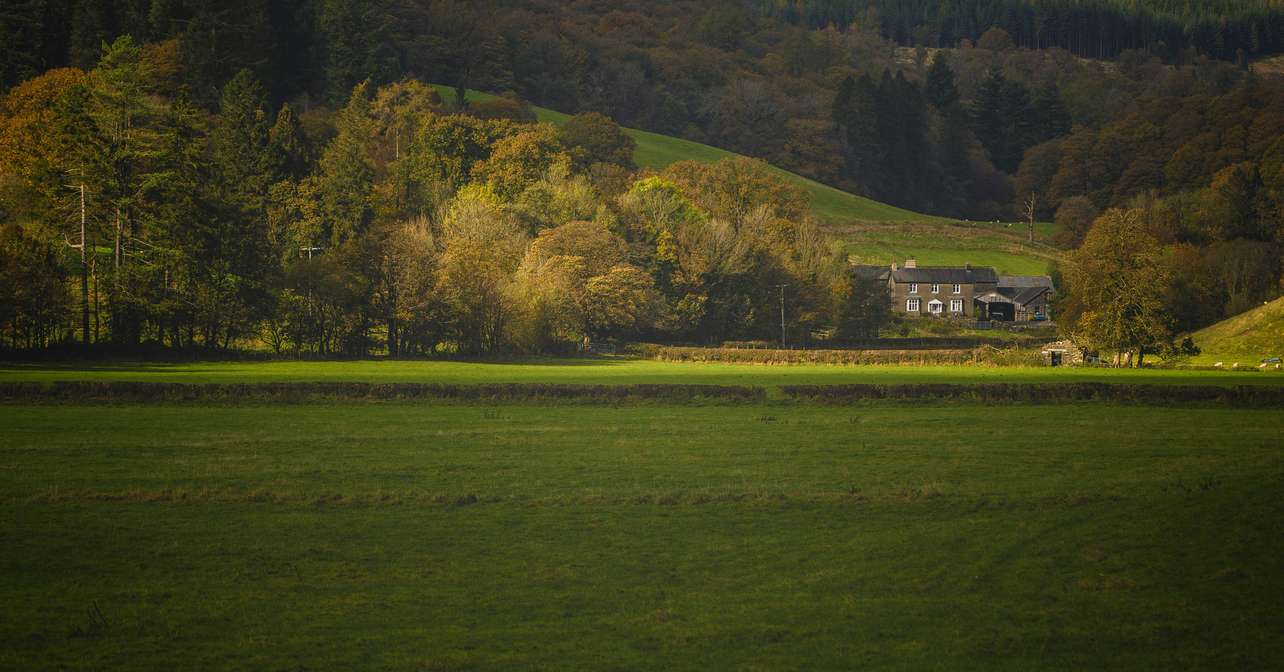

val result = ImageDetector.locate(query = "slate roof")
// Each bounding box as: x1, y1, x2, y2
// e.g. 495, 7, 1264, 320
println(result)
998, 286, 1051, 306
999, 275, 1054, 289
851, 264, 891, 281
889, 266, 999, 284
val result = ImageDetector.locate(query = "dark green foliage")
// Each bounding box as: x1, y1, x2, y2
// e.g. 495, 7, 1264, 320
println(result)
177, 1, 275, 106
317, 0, 397, 104
833, 273, 891, 339
758, 0, 1284, 62
268, 103, 309, 180
0, 0, 57, 89
0, 223, 70, 349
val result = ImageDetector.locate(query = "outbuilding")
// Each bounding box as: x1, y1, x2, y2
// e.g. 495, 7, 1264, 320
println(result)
1041, 339, 1086, 367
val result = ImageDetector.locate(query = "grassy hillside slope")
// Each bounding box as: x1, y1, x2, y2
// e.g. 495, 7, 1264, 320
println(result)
1190, 296, 1284, 365
834, 221, 1061, 276
431, 85, 1058, 274
430, 85, 937, 224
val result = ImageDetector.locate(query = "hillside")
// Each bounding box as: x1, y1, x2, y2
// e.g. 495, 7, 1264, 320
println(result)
833, 221, 1060, 276
430, 85, 939, 225
1189, 297, 1284, 365
431, 85, 1059, 275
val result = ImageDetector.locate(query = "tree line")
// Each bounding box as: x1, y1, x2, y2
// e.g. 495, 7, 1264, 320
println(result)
758, 0, 1284, 62
1017, 80, 1284, 336
0, 38, 896, 353
0, 1, 1264, 221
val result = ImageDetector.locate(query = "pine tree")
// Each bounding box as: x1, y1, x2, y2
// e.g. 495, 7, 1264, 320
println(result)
832, 74, 885, 197
0, 0, 49, 89
87, 35, 170, 343
924, 52, 960, 112
268, 102, 309, 181
318, 0, 396, 104
972, 68, 1008, 172
211, 69, 273, 210
314, 82, 377, 246
68, 0, 110, 69
1032, 80, 1071, 143
178, 0, 275, 107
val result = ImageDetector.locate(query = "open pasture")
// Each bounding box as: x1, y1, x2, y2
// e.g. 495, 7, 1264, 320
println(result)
2, 357, 1282, 389
1, 401, 1281, 670
833, 221, 1061, 276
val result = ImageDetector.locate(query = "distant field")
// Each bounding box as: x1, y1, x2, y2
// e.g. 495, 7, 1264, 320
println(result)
833, 221, 1061, 276
3, 357, 1283, 389
2, 402, 1281, 669
430, 84, 937, 224
1189, 296, 1284, 365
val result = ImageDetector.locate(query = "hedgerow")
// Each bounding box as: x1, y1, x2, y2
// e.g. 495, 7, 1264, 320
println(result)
638, 344, 1041, 366
780, 383, 1284, 407
0, 382, 766, 404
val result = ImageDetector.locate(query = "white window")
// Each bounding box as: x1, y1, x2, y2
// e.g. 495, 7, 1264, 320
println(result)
931, 283, 940, 294
952, 284, 962, 294
950, 299, 964, 313
928, 300, 943, 315
908, 283, 918, 294
906, 298, 920, 312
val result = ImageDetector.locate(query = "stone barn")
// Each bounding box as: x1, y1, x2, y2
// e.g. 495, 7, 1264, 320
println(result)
1041, 340, 1086, 367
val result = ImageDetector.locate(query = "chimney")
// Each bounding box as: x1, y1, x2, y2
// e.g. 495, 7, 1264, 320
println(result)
905, 258, 917, 269
965, 263, 972, 271
891, 262, 899, 272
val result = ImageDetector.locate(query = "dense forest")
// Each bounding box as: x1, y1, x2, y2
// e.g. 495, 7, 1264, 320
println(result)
761, 0, 1284, 61
0, 38, 887, 352
1, 0, 1282, 355
0, 0, 1267, 217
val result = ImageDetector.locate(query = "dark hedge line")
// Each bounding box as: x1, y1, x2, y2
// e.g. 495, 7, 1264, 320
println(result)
0, 382, 766, 404
640, 345, 1041, 366
722, 338, 1048, 351
781, 383, 1284, 407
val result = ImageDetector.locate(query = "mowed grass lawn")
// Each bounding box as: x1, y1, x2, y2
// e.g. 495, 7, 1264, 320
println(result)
1, 402, 1281, 670
3, 357, 1284, 389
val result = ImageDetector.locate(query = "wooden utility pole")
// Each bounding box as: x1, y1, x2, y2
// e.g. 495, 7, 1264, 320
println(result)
78, 184, 89, 345
774, 283, 789, 349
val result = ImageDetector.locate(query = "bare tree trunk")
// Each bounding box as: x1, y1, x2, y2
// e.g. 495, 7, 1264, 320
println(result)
79, 184, 90, 346
91, 256, 100, 343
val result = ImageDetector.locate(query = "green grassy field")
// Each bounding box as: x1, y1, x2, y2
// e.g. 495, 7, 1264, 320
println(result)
834, 221, 1061, 276
3, 357, 1284, 388
2, 401, 1281, 670
1189, 296, 1284, 366
430, 84, 937, 225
